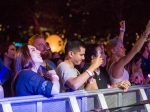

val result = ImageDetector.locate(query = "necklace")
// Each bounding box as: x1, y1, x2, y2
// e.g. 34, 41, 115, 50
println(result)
95, 71, 101, 80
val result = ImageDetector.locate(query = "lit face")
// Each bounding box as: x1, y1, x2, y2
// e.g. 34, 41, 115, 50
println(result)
28, 45, 43, 65
136, 58, 142, 68
5, 44, 16, 60
114, 42, 126, 58
71, 47, 85, 65
33, 38, 46, 52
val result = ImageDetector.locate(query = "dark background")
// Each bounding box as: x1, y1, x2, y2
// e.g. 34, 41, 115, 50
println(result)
0, 0, 150, 51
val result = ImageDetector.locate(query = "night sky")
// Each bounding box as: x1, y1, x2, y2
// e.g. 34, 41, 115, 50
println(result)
0, 0, 150, 51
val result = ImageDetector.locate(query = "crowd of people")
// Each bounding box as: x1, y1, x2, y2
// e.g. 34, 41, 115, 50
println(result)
0, 20, 150, 97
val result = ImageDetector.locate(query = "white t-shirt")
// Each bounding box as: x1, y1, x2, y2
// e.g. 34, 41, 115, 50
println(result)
56, 62, 84, 92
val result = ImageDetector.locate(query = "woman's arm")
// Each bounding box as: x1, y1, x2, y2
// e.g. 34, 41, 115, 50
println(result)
46, 70, 60, 95
117, 21, 150, 67
85, 78, 98, 90
144, 74, 150, 84
118, 20, 125, 42
112, 80, 131, 92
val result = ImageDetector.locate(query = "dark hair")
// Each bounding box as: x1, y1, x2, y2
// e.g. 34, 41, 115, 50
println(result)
65, 38, 86, 55
85, 44, 100, 63
140, 42, 149, 53
15, 44, 34, 75
0, 42, 15, 61
126, 53, 142, 75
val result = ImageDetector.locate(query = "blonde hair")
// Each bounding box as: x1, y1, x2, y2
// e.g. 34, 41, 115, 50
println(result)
28, 34, 45, 45
106, 37, 122, 57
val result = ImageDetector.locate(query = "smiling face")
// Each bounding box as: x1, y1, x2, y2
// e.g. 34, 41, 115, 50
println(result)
114, 42, 126, 58
135, 58, 142, 68
71, 47, 85, 65
33, 38, 46, 52
28, 45, 43, 66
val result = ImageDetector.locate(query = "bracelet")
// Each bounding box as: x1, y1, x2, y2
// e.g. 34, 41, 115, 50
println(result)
86, 70, 93, 77
120, 28, 125, 32
107, 85, 113, 88
52, 75, 59, 80
143, 32, 149, 38
87, 79, 93, 84
87, 81, 93, 84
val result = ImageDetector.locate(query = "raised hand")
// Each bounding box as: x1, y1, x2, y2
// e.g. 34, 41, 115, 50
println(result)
91, 54, 103, 70
144, 20, 150, 35
120, 20, 126, 30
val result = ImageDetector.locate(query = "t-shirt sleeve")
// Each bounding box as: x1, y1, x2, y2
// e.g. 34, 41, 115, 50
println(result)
28, 73, 53, 97
56, 63, 77, 87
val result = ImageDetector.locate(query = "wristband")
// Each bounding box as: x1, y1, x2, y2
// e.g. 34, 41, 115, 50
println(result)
52, 75, 59, 80
120, 28, 125, 32
87, 79, 93, 84
108, 85, 113, 88
87, 81, 93, 84
143, 32, 149, 38
86, 70, 93, 77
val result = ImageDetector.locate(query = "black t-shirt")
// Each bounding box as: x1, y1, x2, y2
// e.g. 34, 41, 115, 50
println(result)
141, 56, 150, 78
82, 64, 111, 89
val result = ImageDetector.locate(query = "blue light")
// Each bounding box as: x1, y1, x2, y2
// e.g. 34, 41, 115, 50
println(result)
15, 42, 22, 47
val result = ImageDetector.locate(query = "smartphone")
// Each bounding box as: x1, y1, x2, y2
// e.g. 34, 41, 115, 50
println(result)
97, 50, 101, 55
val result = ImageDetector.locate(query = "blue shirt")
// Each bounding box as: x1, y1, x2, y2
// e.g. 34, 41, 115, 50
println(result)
15, 70, 53, 97
0, 59, 12, 84
141, 56, 150, 78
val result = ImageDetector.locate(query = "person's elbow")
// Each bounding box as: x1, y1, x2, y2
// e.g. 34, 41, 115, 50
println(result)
71, 85, 79, 90
66, 79, 81, 90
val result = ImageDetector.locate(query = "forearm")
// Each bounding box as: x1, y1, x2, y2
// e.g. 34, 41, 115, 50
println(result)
132, 34, 147, 53
70, 67, 96, 89
66, 72, 90, 90
118, 20, 125, 42
84, 83, 92, 90
51, 78, 60, 95
118, 31, 125, 42
85, 79, 98, 90
111, 82, 120, 88
144, 77, 150, 84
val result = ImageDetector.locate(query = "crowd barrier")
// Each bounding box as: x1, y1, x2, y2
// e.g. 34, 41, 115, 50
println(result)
0, 84, 150, 112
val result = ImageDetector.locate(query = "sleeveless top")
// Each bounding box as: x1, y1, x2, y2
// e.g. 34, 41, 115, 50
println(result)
108, 62, 129, 84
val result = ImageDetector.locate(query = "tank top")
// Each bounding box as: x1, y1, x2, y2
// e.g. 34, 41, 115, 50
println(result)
108, 62, 129, 84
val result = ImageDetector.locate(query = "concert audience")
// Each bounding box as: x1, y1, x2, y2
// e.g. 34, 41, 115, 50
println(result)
126, 53, 150, 85
106, 21, 150, 87
82, 44, 130, 91
56, 39, 103, 92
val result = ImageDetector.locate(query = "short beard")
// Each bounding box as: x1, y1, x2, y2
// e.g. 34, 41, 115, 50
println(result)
40, 50, 49, 60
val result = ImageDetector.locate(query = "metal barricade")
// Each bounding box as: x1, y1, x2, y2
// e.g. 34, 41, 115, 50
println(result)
0, 84, 150, 112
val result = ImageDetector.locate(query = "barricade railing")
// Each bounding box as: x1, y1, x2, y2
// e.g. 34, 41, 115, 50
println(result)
0, 84, 150, 112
